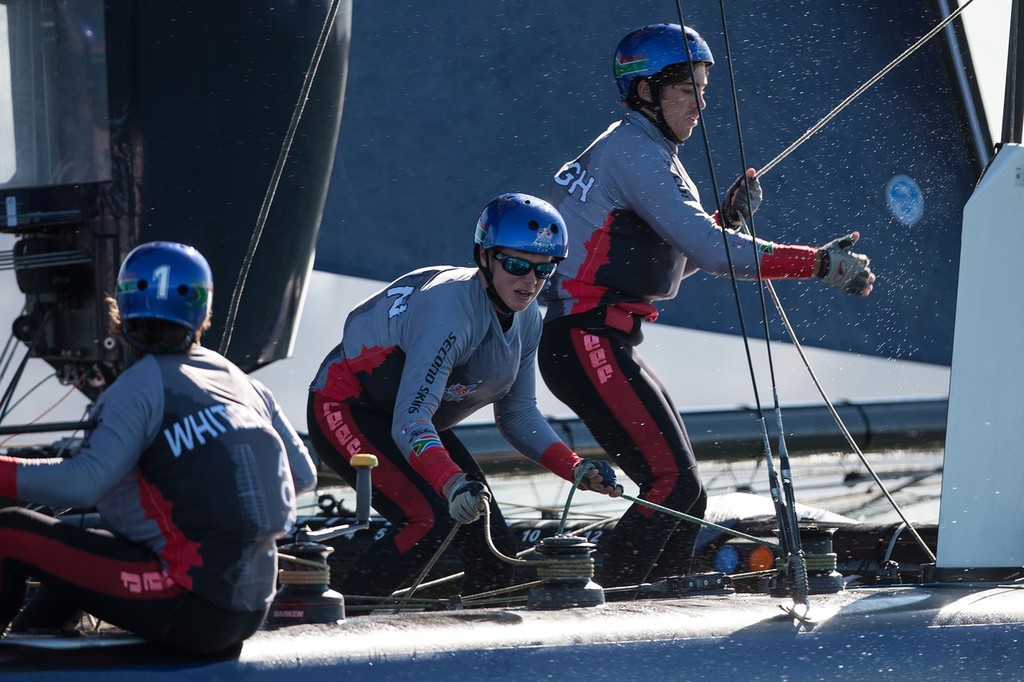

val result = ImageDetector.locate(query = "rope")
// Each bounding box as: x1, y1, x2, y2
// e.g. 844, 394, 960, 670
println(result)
758, 0, 977, 176
622, 492, 779, 549
390, 517, 614, 598
355, 481, 810, 611
803, 553, 838, 573
696, 0, 971, 565
219, 0, 345, 355
729, 569, 777, 582
277, 551, 331, 586
882, 523, 909, 565
0, 310, 51, 423
390, 483, 613, 612
672, 0, 808, 603
693, 0, 950, 561
535, 558, 595, 580
555, 464, 593, 535
346, 594, 448, 612
278, 570, 331, 586
710, 0, 813, 605
392, 521, 462, 613
756, 280, 937, 562
461, 581, 541, 602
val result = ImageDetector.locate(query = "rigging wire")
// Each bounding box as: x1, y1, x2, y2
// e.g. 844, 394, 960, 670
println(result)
729, 0, 972, 555
666, 0, 975, 584
676, 0, 973, 563
714, 0, 812, 603
0, 383, 86, 448
1, 374, 65, 423
0, 324, 23, 412
386, 467, 797, 612
219, 0, 346, 356
0, 309, 51, 425
755, 283, 937, 561
739, 0, 979, 555
758, 0, 977, 177
392, 521, 462, 613
673, 0, 809, 606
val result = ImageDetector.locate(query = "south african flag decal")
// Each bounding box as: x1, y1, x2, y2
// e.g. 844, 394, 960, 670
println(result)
411, 435, 442, 456
614, 54, 649, 80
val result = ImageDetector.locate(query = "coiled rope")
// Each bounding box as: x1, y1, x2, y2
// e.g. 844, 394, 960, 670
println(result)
277, 552, 331, 585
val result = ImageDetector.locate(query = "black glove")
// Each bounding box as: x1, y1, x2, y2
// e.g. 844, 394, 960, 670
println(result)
721, 170, 763, 228
816, 232, 874, 295
573, 460, 624, 497
445, 473, 489, 524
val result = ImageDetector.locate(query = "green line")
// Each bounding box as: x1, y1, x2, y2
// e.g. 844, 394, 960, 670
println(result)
621, 493, 780, 550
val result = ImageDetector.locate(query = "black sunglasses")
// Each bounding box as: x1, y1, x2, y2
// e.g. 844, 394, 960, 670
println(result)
492, 252, 557, 280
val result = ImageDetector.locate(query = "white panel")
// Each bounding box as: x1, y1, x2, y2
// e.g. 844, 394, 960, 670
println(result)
938, 144, 1024, 568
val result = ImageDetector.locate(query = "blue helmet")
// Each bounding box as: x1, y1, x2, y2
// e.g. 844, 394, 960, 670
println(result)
474, 193, 569, 260
116, 241, 213, 331
613, 24, 714, 100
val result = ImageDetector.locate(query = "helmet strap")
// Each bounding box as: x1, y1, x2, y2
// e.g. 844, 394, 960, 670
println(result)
474, 246, 515, 327
640, 80, 684, 145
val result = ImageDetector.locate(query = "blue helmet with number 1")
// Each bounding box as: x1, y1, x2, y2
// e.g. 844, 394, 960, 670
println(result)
474, 193, 569, 260
613, 24, 714, 100
116, 241, 213, 332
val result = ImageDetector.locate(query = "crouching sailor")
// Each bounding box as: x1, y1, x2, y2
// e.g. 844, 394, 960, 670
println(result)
307, 193, 622, 606
0, 241, 316, 654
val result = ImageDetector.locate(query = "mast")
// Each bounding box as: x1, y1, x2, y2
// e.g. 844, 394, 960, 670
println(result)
1003, 0, 1023, 143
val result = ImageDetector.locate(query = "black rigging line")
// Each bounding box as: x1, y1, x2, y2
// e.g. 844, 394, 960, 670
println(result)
0, 310, 51, 424
670, 0, 972, 566
667, 0, 977, 590
671, 0, 809, 605
1004, 0, 1023, 144
713, 0, 809, 605
728, 2, 978, 565
220, 0, 346, 356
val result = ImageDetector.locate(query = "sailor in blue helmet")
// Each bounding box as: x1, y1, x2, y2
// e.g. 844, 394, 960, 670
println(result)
0, 241, 316, 652
309, 193, 622, 605
539, 24, 875, 588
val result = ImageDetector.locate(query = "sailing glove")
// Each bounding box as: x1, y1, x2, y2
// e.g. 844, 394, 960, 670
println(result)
721, 170, 763, 228
446, 473, 490, 524
816, 232, 874, 296
574, 460, 624, 497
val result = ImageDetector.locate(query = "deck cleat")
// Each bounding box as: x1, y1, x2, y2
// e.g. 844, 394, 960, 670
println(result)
639, 572, 735, 598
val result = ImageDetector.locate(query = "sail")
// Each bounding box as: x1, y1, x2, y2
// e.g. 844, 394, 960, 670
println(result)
1, 0, 351, 386
315, 1, 987, 365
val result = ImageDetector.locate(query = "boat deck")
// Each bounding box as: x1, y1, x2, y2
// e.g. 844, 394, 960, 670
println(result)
3, 583, 1024, 680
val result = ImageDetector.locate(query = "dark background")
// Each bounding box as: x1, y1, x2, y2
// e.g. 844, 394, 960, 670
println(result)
315, 1, 987, 365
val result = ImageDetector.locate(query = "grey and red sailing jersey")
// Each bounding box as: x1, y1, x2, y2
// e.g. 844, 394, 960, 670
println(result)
2, 346, 317, 612
543, 110, 814, 322
309, 266, 578, 492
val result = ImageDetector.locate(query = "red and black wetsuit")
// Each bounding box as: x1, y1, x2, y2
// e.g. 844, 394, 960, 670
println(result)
0, 346, 316, 652
308, 266, 584, 600
541, 110, 817, 587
